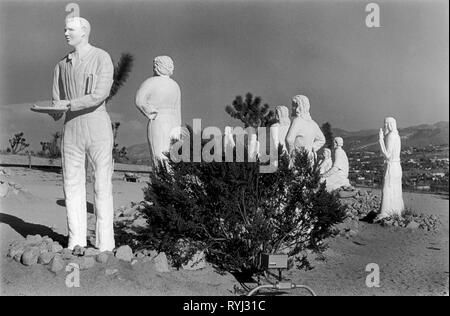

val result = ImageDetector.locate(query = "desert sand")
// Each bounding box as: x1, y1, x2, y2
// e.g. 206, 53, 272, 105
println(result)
0, 167, 448, 296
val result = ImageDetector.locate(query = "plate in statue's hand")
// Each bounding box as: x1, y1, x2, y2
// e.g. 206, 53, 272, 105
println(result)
30, 104, 69, 114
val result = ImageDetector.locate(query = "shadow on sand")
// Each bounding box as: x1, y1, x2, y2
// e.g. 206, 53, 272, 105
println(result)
0, 213, 67, 246
56, 199, 94, 214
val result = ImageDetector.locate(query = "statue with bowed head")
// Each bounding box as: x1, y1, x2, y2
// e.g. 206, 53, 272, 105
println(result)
376, 117, 404, 220
318, 148, 333, 175
270, 105, 291, 153
135, 56, 181, 170
285, 95, 325, 165
322, 137, 351, 192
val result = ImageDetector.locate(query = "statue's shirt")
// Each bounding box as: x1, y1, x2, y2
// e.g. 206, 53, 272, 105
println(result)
52, 45, 114, 122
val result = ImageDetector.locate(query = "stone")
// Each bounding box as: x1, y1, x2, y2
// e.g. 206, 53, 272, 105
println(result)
49, 254, 65, 272
73, 245, 85, 256
38, 252, 56, 265
406, 221, 420, 229
182, 251, 206, 271
96, 252, 109, 264
115, 245, 133, 262
50, 242, 63, 253
21, 247, 40, 266
26, 234, 42, 245
154, 252, 170, 273
61, 248, 75, 260
131, 259, 138, 266
80, 257, 96, 270
131, 216, 148, 228
8, 244, 25, 259
84, 248, 101, 257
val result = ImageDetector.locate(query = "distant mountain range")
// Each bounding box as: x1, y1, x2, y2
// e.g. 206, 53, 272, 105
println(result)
126, 121, 449, 162
334, 121, 449, 151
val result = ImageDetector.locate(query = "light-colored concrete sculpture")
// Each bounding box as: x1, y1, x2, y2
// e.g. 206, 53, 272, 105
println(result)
285, 95, 325, 164
270, 105, 291, 153
50, 17, 115, 251
135, 56, 181, 169
318, 148, 333, 175
322, 137, 351, 192
224, 126, 236, 151
377, 117, 404, 219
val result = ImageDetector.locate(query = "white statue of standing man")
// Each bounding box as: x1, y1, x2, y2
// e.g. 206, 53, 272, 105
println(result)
135, 56, 181, 170
50, 16, 115, 251
377, 117, 404, 219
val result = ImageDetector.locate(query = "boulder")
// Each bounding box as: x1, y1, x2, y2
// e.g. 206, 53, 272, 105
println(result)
154, 252, 170, 273
50, 242, 63, 253
38, 252, 56, 265
73, 245, 85, 256
21, 247, 40, 266
115, 245, 133, 262
49, 254, 65, 272
406, 221, 420, 229
84, 248, 101, 257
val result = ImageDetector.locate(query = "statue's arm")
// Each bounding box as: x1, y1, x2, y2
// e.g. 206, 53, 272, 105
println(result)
69, 52, 114, 111
285, 119, 298, 154
379, 130, 390, 159
313, 125, 326, 153
49, 64, 64, 121
135, 80, 158, 119
52, 64, 60, 102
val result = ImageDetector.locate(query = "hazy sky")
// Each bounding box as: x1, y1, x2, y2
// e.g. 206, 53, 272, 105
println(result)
0, 0, 448, 151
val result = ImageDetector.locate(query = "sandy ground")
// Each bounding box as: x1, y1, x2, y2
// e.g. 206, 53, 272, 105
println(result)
0, 167, 448, 296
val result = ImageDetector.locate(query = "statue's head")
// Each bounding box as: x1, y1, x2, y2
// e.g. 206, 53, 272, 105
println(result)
384, 117, 398, 134
153, 55, 174, 77
291, 95, 312, 120
333, 137, 344, 149
323, 148, 331, 159
65, 17, 90, 47
275, 105, 290, 126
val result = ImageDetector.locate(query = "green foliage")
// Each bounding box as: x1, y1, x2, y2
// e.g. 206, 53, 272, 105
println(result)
137, 132, 345, 276
7, 132, 29, 154
225, 93, 277, 128
111, 122, 129, 163
321, 122, 333, 149
106, 53, 134, 104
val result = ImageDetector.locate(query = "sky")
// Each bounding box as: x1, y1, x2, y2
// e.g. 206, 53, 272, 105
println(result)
0, 0, 448, 152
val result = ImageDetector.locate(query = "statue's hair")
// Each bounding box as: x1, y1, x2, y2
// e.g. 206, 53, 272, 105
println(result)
66, 16, 91, 38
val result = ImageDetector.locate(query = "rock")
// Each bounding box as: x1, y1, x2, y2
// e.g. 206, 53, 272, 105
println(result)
61, 248, 75, 260
84, 248, 101, 257
26, 235, 42, 245
80, 257, 96, 270
73, 245, 85, 256
8, 244, 25, 259
50, 242, 63, 253
42, 236, 53, 244
38, 252, 56, 265
122, 207, 138, 218
105, 268, 118, 276
154, 252, 170, 273
38, 243, 49, 254
131, 259, 138, 266
115, 245, 133, 262
182, 251, 206, 271
131, 216, 148, 228
49, 254, 65, 272
21, 247, 40, 266
96, 252, 109, 264
406, 221, 420, 229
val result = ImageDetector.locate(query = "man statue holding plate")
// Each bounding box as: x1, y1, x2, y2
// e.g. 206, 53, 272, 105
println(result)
46, 16, 115, 251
